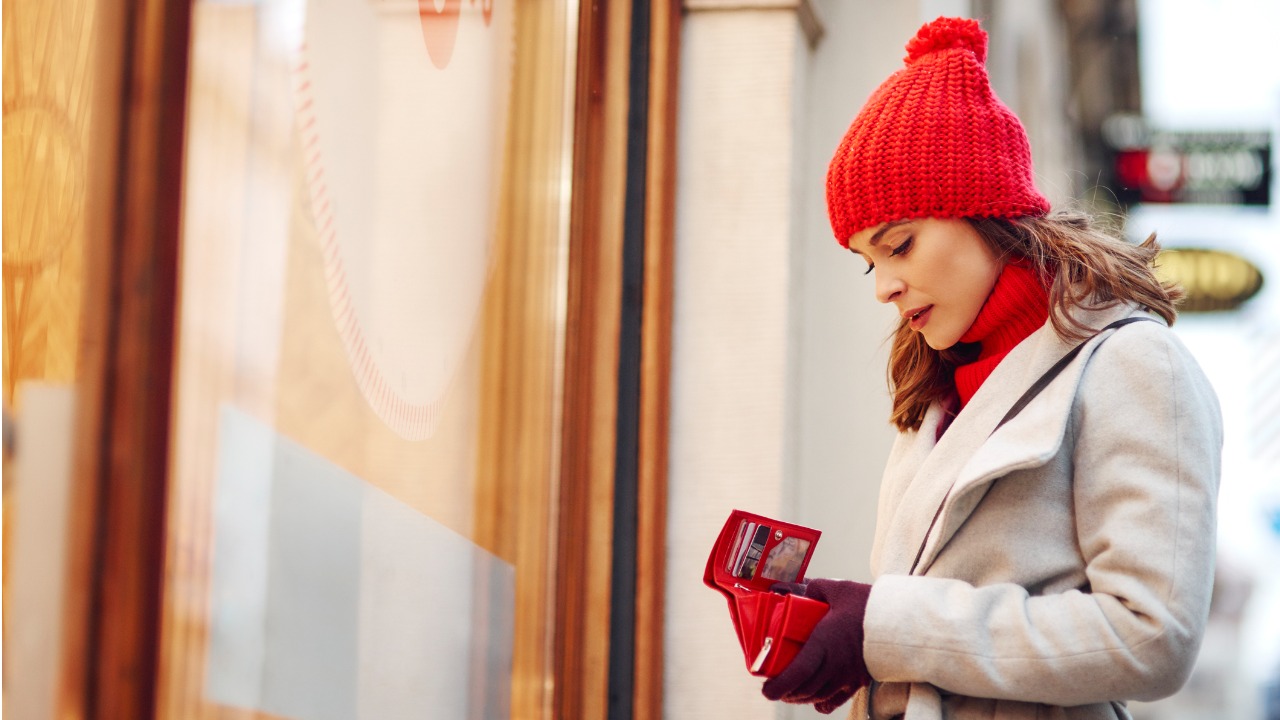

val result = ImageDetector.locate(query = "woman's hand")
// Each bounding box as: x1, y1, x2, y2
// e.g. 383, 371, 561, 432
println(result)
761, 578, 873, 714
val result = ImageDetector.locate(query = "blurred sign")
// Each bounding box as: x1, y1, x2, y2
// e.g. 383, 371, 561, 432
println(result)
1103, 115, 1271, 206
1155, 248, 1265, 313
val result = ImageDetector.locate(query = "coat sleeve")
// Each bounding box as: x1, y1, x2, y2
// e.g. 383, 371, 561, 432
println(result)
861, 323, 1223, 706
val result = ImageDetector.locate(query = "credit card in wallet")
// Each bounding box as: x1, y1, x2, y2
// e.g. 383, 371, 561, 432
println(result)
726, 519, 751, 574
735, 523, 771, 579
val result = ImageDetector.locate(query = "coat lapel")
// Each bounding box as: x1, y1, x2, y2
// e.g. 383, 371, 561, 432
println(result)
873, 384, 1014, 576
870, 406, 948, 576
875, 303, 1146, 577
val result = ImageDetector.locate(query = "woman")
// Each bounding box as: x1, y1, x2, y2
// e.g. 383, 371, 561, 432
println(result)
761, 17, 1223, 719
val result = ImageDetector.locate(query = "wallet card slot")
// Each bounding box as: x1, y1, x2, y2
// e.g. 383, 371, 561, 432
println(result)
733, 522, 770, 580
725, 519, 751, 573
750, 593, 828, 677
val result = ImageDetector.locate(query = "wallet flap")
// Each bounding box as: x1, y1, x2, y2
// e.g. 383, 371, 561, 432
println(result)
704, 509, 821, 594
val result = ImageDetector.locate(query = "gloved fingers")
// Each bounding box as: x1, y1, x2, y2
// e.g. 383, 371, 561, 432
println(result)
769, 581, 807, 596
801, 578, 842, 604
779, 654, 839, 701
789, 672, 848, 706
760, 643, 826, 701
800, 579, 830, 603
813, 687, 856, 715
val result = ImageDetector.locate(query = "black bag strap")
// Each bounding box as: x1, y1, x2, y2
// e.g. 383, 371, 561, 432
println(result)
907, 314, 1158, 575
991, 316, 1158, 434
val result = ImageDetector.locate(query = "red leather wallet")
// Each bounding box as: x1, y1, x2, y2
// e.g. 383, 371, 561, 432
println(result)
703, 509, 829, 677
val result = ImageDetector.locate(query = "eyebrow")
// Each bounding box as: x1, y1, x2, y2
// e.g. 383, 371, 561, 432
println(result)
868, 220, 910, 246
850, 220, 910, 256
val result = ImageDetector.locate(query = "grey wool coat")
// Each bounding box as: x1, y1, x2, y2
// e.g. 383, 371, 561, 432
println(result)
852, 302, 1223, 720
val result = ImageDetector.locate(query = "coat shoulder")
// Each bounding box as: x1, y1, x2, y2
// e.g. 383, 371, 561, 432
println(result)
1072, 314, 1223, 447
1081, 316, 1216, 395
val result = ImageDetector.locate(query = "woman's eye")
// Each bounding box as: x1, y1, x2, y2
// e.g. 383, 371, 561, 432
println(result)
863, 263, 875, 276
889, 237, 913, 257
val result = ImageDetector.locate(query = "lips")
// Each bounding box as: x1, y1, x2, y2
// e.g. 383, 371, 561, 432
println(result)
904, 305, 933, 331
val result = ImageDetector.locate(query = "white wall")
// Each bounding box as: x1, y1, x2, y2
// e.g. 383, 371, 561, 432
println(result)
666, 7, 806, 719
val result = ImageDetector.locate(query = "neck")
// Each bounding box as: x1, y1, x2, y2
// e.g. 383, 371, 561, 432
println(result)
953, 262, 1050, 407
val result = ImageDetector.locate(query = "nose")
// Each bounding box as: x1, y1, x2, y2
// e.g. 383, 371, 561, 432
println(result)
874, 267, 905, 304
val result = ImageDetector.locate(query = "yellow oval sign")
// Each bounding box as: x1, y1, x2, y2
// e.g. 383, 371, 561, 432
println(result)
1156, 248, 1265, 312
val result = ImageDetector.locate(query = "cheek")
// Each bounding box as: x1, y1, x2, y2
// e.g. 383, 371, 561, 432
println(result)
949, 251, 1000, 304
952, 246, 992, 276
932, 254, 999, 344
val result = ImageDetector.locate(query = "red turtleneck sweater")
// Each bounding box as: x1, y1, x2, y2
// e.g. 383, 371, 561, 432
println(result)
953, 261, 1050, 407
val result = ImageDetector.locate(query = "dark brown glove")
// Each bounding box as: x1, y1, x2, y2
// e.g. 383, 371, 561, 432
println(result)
761, 578, 872, 714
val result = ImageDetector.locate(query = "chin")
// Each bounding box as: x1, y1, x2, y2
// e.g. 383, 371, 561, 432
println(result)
923, 334, 955, 351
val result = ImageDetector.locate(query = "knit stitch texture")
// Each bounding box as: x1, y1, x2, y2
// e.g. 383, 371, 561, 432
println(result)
953, 261, 1050, 406
826, 17, 1050, 247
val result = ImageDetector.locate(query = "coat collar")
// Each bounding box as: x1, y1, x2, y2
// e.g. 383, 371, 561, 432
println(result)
873, 302, 1153, 577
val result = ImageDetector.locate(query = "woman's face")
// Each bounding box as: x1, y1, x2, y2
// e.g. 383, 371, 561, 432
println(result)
847, 218, 1003, 350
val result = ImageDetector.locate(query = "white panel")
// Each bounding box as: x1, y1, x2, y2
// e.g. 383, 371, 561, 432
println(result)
205, 405, 514, 719
5, 383, 77, 720
206, 406, 275, 708
357, 484, 514, 719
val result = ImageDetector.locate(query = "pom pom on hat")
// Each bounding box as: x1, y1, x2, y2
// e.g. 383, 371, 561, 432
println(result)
826, 17, 1049, 247
904, 16, 987, 64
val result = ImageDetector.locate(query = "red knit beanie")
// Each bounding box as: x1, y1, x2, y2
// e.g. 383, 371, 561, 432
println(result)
826, 17, 1050, 247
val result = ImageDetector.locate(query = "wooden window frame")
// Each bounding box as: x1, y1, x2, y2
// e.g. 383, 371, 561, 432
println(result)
61, 1, 193, 717
557, 0, 678, 718
61, 0, 678, 717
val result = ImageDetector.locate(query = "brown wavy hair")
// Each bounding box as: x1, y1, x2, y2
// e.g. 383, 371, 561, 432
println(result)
886, 211, 1184, 432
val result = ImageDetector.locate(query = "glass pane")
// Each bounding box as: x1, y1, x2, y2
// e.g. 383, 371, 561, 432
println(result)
160, 2, 577, 718
3, 3, 98, 717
